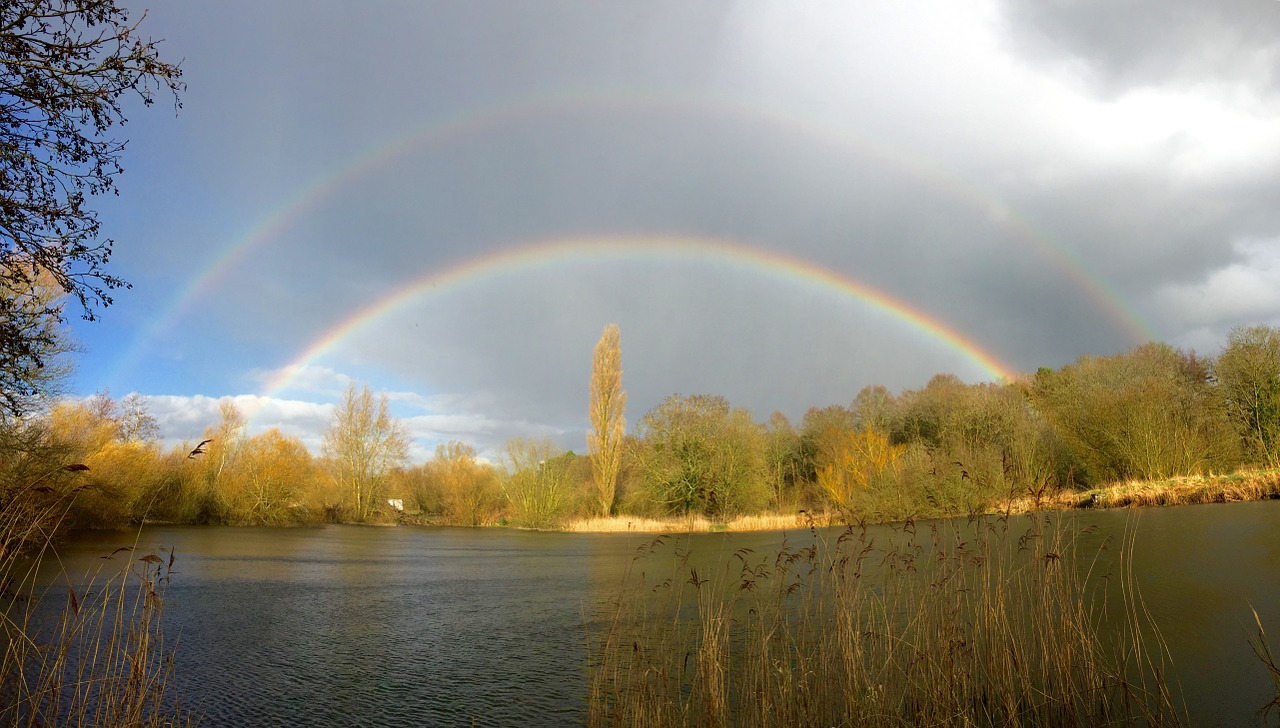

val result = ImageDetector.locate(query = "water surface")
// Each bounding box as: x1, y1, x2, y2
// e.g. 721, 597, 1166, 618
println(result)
34, 501, 1280, 726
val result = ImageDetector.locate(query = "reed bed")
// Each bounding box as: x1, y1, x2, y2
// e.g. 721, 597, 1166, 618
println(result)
565, 512, 822, 534
1251, 608, 1280, 725
1, 467, 195, 727
588, 513, 1184, 727
997, 469, 1280, 515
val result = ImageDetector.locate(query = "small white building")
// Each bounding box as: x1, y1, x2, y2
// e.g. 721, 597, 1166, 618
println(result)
387, 498, 404, 512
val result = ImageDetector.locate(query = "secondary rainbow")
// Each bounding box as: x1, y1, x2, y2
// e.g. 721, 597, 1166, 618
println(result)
258, 235, 1019, 405
112, 90, 1156, 386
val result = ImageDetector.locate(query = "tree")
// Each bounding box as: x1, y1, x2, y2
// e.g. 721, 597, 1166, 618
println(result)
763, 412, 802, 507
235, 428, 315, 524
321, 383, 408, 521
632, 394, 769, 517
503, 438, 574, 529
588, 323, 626, 515
118, 392, 159, 443
797, 404, 858, 485
178, 398, 248, 524
428, 440, 498, 526
815, 426, 904, 512
1215, 325, 1280, 467
1, 2, 182, 413
0, 274, 73, 414
1030, 343, 1237, 482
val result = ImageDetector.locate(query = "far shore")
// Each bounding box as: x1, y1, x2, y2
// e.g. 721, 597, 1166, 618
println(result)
559, 468, 1280, 534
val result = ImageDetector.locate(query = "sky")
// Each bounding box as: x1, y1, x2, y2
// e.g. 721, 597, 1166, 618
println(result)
62, 0, 1280, 462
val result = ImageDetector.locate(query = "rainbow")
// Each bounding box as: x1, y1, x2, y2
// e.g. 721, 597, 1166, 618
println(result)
110, 91, 1157, 385
256, 235, 1019, 408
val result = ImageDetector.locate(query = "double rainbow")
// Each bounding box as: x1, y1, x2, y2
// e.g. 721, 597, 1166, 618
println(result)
109, 91, 1156, 399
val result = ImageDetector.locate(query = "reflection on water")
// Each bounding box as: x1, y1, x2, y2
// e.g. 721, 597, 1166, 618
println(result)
31, 501, 1280, 727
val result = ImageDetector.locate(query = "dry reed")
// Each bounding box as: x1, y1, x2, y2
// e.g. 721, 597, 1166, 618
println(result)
997, 468, 1280, 515
1, 465, 195, 727
565, 512, 821, 534
588, 513, 1185, 727
1251, 607, 1280, 725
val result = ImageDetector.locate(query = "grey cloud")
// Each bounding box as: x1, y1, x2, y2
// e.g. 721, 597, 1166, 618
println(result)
59, 1, 1280, 465
993, 0, 1280, 93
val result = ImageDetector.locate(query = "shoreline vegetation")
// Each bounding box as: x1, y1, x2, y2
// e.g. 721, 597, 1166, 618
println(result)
547, 467, 1280, 533
6, 324, 1280, 723
12, 329, 1280, 540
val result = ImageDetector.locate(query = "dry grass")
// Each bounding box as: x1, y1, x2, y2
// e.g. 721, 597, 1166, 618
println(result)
588, 513, 1185, 727
997, 468, 1280, 516
576, 470, 1280, 536
1, 465, 195, 727
564, 512, 826, 534
1250, 607, 1280, 724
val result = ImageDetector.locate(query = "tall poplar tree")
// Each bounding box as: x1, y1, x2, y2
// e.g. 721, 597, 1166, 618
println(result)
588, 324, 626, 516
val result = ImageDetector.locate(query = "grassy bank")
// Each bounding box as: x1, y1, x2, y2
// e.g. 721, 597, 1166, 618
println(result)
564, 513, 812, 534
565, 468, 1280, 534
997, 468, 1280, 515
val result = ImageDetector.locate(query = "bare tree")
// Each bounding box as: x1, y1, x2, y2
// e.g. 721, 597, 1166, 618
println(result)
118, 392, 158, 443
0, 275, 73, 415
428, 440, 499, 526
1, 1, 183, 413
1216, 325, 1280, 468
588, 324, 626, 515
322, 383, 408, 521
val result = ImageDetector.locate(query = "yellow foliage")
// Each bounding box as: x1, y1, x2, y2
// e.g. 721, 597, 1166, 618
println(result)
79, 440, 166, 526
233, 428, 316, 524
45, 400, 118, 457
815, 426, 903, 511
428, 441, 500, 525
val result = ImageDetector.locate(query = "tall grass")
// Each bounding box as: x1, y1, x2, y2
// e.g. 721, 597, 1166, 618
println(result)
588, 513, 1185, 727
1250, 607, 1280, 724
0, 459, 195, 727
565, 513, 813, 534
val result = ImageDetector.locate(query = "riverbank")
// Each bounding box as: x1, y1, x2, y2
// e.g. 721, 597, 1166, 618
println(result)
562, 512, 811, 533
997, 467, 1280, 514
562, 468, 1280, 533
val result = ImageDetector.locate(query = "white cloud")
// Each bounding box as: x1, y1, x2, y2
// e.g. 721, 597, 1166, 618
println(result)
137, 382, 574, 465
247, 363, 352, 399
1152, 239, 1280, 334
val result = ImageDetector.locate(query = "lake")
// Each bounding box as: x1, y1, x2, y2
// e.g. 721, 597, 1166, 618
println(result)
27, 500, 1280, 726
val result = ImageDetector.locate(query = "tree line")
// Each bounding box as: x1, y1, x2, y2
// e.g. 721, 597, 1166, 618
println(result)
3, 324, 1277, 534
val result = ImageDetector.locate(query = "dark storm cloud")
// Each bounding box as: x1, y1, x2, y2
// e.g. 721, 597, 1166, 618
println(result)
993, 0, 1280, 92
66, 1, 1280, 457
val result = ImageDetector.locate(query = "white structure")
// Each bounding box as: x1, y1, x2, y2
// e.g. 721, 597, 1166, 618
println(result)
387, 498, 404, 512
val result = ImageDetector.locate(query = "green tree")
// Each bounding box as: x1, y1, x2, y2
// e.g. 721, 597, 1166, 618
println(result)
797, 404, 858, 485
763, 412, 802, 508
1215, 325, 1280, 468
1, 1, 182, 413
504, 438, 574, 529
588, 323, 626, 515
322, 383, 408, 521
1031, 343, 1237, 482
632, 394, 769, 517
